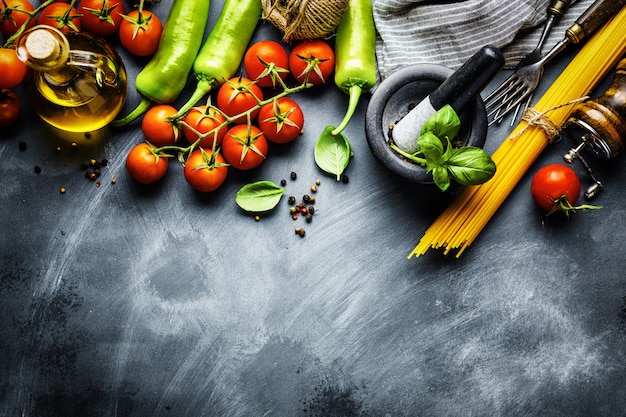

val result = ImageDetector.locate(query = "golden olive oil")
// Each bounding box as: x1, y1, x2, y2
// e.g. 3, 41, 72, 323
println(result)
18, 27, 127, 133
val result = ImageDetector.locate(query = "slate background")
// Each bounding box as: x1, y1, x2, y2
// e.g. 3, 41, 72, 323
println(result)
2, 1, 626, 416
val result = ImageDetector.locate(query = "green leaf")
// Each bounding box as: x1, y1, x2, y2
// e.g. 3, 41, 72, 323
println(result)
432, 166, 451, 192
418, 131, 444, 171
235, 181, 285, 213
420, 104, 461, 141
446, 147, 496, 185
314, 125, 351, 181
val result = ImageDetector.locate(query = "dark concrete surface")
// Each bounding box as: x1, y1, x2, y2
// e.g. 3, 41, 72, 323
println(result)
2, 1, 626, 416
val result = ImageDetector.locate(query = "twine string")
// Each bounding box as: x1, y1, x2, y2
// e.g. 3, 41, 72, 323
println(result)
509, 96, 590, 142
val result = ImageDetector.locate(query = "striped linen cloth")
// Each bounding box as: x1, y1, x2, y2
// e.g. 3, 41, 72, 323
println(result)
373, 0, 596, 80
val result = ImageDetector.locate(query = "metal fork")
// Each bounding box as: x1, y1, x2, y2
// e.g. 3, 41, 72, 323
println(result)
495, 0, 572, 125
485, 0, 626, 126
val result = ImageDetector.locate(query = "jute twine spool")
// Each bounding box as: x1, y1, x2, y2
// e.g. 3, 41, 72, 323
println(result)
261, 0, 349, 43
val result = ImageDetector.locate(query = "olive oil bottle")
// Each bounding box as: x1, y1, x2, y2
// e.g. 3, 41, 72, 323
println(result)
16, 25, 127, 133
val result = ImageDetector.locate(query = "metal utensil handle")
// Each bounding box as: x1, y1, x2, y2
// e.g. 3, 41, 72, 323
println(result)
548, 0, 572, 18
566, 0, 626, 43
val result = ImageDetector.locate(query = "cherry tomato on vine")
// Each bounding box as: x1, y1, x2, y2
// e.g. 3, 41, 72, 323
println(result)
258, 97, 304, 144
0, 0, 35, 36
531, 164, 582, 213
79, 0, 125, 37
184, 148, 228, 192
38, 2, 82, 33
125, 142, 169, 184
0, 90, 21, 127
182, 105, 228, 148
118, 9, 162, 56
288, 39, 335, 85
0, 48, 27, 90
244, 40, 289, 88
141, 104, 180, 147
221, 124, 268, 170
216, 76, 264, 124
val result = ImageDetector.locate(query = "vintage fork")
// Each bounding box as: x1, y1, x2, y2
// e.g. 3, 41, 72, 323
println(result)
485, 0, 626, 126
494, 0, 572, 126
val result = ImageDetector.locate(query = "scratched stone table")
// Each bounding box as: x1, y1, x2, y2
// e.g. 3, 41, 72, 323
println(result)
2, 1, 626, 416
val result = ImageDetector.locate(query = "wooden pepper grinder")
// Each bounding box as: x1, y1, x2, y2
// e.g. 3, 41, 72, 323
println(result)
564, 55, 626, 198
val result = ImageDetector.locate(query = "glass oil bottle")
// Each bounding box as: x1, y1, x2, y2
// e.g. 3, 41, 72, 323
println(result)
16, 25, 127, 133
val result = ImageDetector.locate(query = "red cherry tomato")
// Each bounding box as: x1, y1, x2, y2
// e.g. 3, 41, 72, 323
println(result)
118, 9, 162, 56
0, 90, 21, 127
182, 105, 228, 148
125, 142, 169, 184
78, 0, 125, 37
257, 97, 304, 144
531, 164, 581, 213
221, 124, 268, 170
288, 39, 335, 85
184, 148, 228, 192
243, 40, 289, 88
38, 2, 82, 33
0, 0, 35, 36
0, 48, 27, 89
216, 76, 264, 124
141, 104, 180, 147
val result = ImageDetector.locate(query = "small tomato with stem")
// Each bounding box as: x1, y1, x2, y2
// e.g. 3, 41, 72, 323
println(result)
243, 40, 290, 88
38, 2, 82, 33
119, 9, 162, 56
125, 142, 169, 184
0, 0, 36, 37
182, 104, 228, 148
183, 147, 229, 192
530, 164, 601, 217
79, 0, 126, 37
222, 124, 268, 170
258, 97, 304, 144
216, 76, 264, 124
288, 39, 335, 85
141, 104, 180, 147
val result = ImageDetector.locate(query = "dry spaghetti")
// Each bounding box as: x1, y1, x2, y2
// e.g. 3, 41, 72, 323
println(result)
410, 6, 626, 259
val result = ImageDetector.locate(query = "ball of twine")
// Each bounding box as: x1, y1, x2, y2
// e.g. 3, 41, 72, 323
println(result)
262, 0, 348, 43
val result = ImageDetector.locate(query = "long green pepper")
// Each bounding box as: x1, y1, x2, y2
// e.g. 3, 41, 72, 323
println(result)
175, 0, 263, 117
331, 0, 378, 136
113, 0, 210, 126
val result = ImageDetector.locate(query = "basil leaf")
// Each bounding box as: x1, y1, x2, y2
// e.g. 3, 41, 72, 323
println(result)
446, 147, 496, 185
420, 104, 461, 141
432, 166, 451, 192
235, 181, 285, 213
315, 125, 351, 181
418, 131, 444, 171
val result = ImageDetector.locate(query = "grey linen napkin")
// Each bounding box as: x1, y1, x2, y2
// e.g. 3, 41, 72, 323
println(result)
373, 0, 596, 80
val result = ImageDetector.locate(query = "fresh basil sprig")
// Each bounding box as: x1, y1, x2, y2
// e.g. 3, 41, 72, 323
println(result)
235, 181, 285, 213
391, 105, 496, 192
314, 125, 351, 181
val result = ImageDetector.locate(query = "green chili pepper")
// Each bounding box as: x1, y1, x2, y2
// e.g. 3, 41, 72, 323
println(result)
331, 0, 378, 136
174, 0, 263, 118
112, 0, 210, 126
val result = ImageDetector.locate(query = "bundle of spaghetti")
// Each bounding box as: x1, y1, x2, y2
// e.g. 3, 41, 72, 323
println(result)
409, 6, 626, 259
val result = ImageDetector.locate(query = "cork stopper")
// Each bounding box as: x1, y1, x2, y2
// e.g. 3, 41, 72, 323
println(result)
24, 28, 60, 61
15, 25, 69, 72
